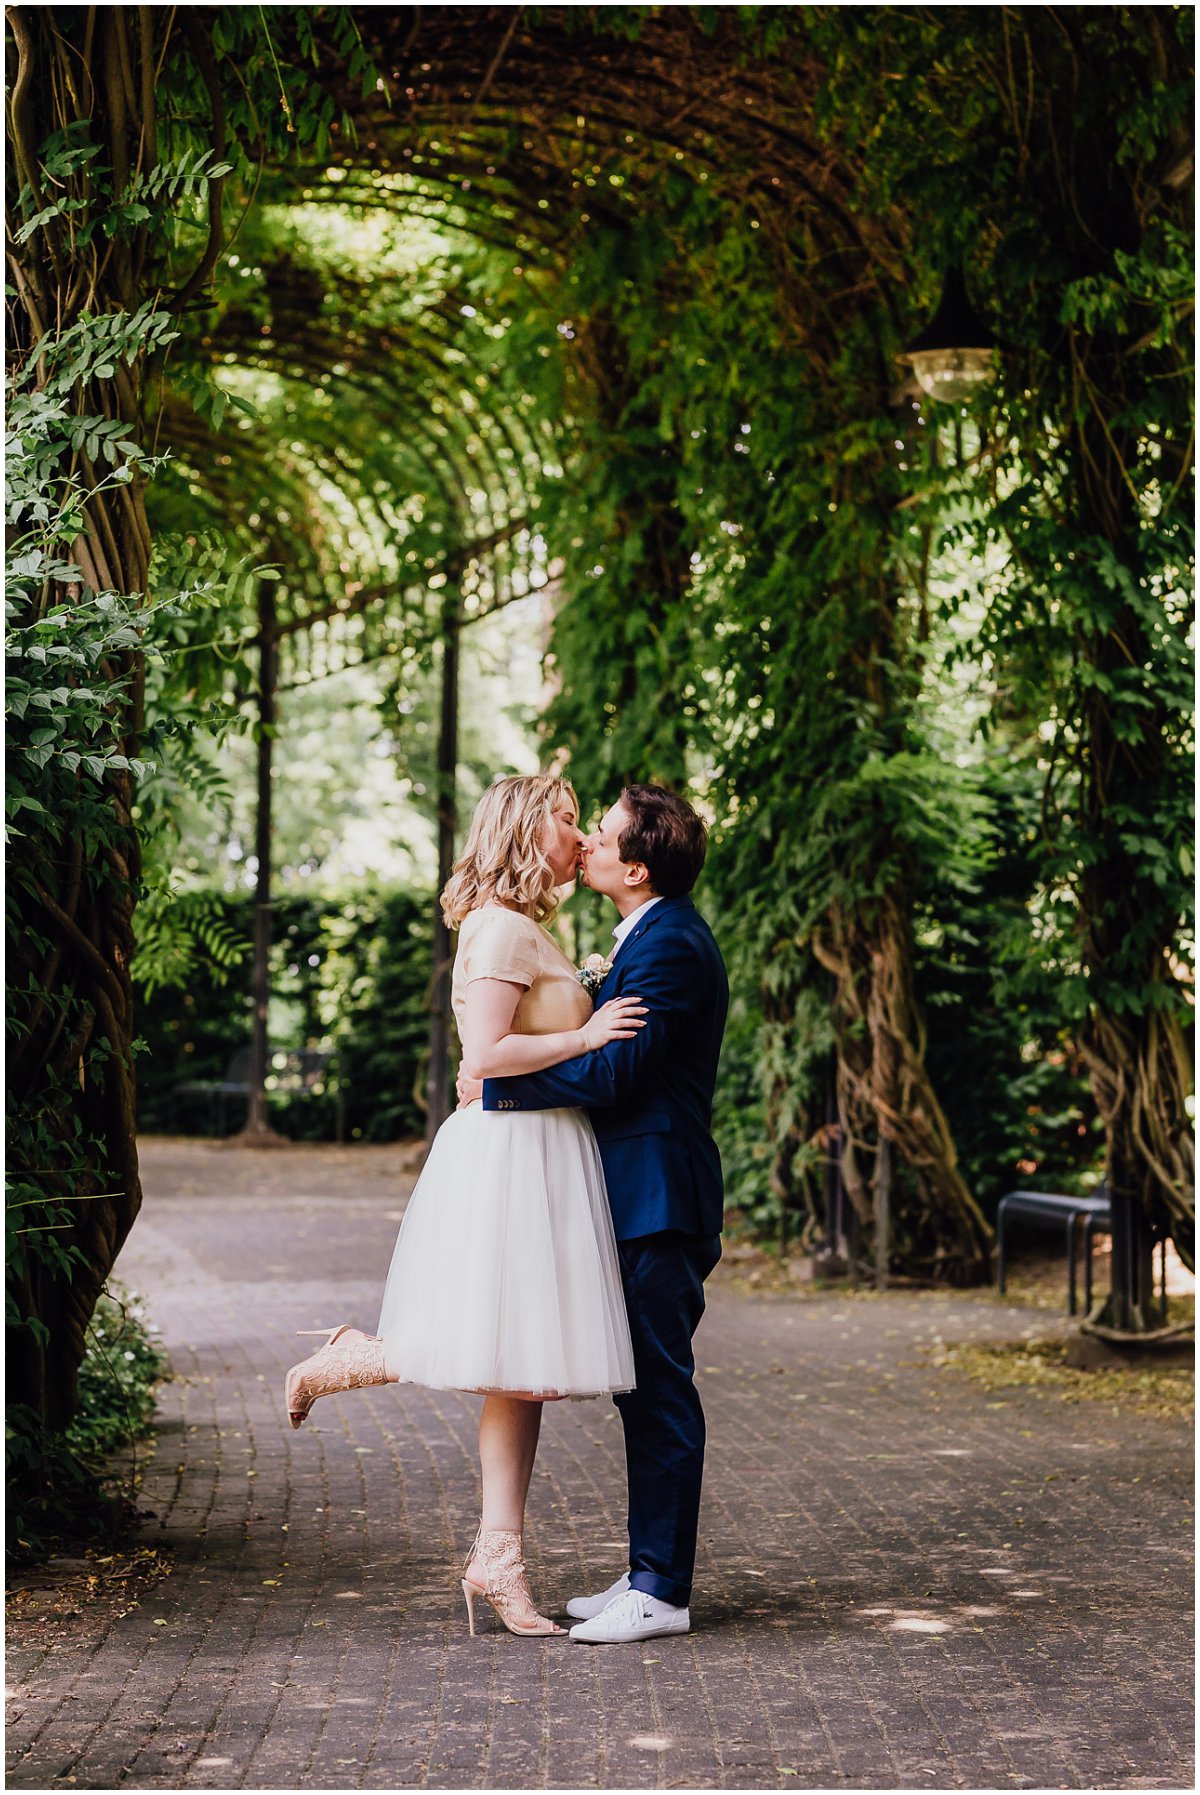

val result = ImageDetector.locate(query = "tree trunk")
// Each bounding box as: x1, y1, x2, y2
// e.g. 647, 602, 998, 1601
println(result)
1072, 384, 1195, 1320
874, 1137, 894, 1291
238, 581, 284, 1145
5, 11, 156, 1450
5, 9, 231, 1477
425, 585, 461, 1144
814, 889, 993, 1283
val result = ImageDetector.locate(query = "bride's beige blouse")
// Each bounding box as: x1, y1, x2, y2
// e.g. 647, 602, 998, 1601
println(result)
452, 905, 592, 1037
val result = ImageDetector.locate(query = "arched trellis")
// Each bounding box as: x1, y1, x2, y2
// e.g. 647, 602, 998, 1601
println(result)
142, 17, 982, 1278
154, 235, 559, 1135
240, 18, 996, 1275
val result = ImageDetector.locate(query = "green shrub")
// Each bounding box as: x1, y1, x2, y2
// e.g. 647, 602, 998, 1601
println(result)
134, 885, 434, 1141
914, 767, 1102, 1215
321, 890, 433, 1142
713, 967, 834, 1251
7, 1285, 166, 1561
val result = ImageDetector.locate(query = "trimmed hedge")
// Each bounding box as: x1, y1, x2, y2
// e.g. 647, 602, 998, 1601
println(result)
135, 887, 434, 1142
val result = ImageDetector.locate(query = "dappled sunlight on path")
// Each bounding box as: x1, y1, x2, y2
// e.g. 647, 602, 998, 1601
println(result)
6, 1139, 1194, 1790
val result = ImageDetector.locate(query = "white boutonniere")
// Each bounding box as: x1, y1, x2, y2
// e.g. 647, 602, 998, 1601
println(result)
576, 953, 613, 999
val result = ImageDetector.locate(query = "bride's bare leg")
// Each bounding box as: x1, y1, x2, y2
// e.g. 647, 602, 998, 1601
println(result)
461, 1396, 561, 1636
479, 1394, 543, 1531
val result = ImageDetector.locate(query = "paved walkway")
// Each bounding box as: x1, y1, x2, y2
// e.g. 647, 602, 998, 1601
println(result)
7, 1140, 1194, 1790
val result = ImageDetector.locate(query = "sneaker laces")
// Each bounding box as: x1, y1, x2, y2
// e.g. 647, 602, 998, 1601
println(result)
599, 1588, 654, 1626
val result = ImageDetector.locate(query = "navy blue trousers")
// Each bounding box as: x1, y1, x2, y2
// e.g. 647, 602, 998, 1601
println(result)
614, 1230, 722, 1608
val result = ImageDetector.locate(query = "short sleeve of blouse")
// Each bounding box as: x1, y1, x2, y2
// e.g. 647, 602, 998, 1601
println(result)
457, 909, 541, 989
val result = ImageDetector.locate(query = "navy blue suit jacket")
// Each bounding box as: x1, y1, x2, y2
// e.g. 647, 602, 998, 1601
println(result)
482, 895, 729, 1241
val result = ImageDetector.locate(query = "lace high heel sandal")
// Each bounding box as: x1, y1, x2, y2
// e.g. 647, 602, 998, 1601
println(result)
461, 1528, 564, 1638
284, 1326, 388, 1429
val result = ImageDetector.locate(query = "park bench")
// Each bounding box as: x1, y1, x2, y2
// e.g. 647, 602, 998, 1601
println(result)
171, 1045, 337, 1136
996, 1187, 1112, 1317
171, 1044, 253, 1136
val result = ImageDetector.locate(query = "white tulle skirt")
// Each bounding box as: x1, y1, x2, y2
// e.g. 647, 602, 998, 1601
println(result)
376, 1106, 635, 1399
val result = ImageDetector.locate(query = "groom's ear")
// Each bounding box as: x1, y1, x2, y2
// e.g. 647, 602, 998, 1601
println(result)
622, 859, 652, 891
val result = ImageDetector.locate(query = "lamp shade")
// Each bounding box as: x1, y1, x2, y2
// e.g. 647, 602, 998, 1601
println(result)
901, 265, 997, 405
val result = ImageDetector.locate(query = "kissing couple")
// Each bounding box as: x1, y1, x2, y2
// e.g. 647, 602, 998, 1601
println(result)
286, 775, 729, 1644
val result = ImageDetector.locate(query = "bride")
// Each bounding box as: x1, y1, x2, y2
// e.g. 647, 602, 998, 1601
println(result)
284, 774, 641, 1636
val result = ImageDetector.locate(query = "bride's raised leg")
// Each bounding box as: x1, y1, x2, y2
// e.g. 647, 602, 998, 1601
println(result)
284, 1326, 395, 1429
462, 1395, 562, 1636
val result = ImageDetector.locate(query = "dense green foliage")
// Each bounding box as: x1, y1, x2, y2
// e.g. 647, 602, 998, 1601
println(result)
5, 353, 215, 1446
806, 6, 1195, 1288
4, 5, 367, 1524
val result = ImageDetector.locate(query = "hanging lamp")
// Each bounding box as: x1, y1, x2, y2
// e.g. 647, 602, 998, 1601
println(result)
901, 264, 997, 405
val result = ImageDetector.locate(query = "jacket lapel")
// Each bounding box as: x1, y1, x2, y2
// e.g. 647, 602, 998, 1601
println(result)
612, 895, 692, 963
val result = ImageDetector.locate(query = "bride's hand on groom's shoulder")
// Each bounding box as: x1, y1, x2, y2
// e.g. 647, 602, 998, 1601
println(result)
456, 1066, 484, 1108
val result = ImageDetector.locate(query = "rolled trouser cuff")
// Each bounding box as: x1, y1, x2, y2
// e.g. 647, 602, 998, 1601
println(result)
630, 1569, 690, 1607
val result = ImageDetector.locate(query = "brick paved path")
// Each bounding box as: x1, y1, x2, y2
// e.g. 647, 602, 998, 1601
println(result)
7, 1139, 1194, 1790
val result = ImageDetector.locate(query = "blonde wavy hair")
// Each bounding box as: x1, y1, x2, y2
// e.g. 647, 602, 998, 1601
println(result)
440, 774, 579, 928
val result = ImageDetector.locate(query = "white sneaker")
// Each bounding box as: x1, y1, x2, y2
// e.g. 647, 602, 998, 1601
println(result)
568, 1588, 691, 1644
566, 1572, 630, 1621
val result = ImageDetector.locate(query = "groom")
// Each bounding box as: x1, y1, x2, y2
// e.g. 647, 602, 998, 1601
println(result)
459, 783, 728, 1643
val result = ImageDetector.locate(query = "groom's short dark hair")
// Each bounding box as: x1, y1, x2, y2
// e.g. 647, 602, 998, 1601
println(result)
618, 784, 708, 897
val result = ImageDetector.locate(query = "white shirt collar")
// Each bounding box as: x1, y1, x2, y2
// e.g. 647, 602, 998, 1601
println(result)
612, 895, 664, 953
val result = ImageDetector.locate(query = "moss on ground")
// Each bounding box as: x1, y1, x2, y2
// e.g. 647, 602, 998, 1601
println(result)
926, 1335, 1194, 1420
